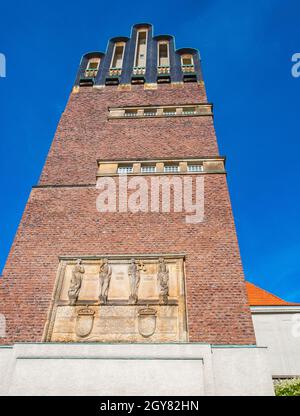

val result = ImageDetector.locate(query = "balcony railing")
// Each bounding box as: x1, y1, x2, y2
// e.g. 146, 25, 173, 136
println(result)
157, 65, 170, 74
133, 66, 146, 75
109, 68, 122, 77
181, 64, 195, 73
84, 68, 98, 78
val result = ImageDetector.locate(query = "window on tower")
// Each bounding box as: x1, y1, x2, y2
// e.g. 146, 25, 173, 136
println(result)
110, 43, 125, 77
157, 41, 170, 83
182, 107, 196, 115
144, 108, 157, 117
117, 165, 133, 174
181, 54, 194, 73
163, 108, 176, 116
158, 42, 169, 67
181, 53, 197, 82
133, 29, 148, 77
164, 164, 180, 173
124, 109, 138, 117
85, 58, 100, 78
141, 164, 156, 173
187, 163, 203, 172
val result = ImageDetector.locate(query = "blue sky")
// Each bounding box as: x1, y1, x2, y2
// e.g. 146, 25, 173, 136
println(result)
0, 0, 299, 301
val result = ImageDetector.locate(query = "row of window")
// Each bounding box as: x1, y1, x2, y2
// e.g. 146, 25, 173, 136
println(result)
97, 158, 225, 177
124, 107, 196, 117
117, 163, 203, 174
84, 28, 195, 80
108, 104, 213, 119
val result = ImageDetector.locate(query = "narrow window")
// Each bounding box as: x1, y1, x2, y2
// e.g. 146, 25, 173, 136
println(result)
187, 164, 203, 172
85, 58, 100, 77
135, 30, 147, 68
164, 164, 180, 173
118, 165, 133, 174
158, 42, 169, 67
111, 43, 125, 69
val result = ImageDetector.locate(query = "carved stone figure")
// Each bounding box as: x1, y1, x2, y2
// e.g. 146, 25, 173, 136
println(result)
68, 259, 84, 306
99, 258, 112, 305
157, 257, 169, 305
128, 259, 146, 304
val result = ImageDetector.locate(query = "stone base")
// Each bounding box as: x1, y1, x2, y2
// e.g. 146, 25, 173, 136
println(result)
0, 343, 274, 396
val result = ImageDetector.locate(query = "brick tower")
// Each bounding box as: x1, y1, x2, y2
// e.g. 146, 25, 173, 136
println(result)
0, 24, 274, 395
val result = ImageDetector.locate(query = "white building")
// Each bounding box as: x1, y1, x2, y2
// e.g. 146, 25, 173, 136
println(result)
247, 281, 300, 379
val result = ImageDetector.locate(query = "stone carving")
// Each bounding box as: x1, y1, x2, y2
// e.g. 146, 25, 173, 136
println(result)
68, 259, 85, 306
138, 307, 157, 338
98, 258, 112, 304
44, 256, 188, 343
157, 257, 169, 305
128, 259, 146, 304
75, 306, 95, 338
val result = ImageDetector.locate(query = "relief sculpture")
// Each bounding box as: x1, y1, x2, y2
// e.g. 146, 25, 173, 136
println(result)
45, 255, 187, 343
68, 259, 84, 306
157, 257, 169, 305
128, 258, 146, 304
99, 258, 112, 305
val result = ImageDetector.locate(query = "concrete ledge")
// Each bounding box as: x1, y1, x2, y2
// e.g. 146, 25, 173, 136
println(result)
0, 343, 274, 396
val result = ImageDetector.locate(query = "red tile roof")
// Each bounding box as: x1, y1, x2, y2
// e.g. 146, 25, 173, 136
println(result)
246, 281, 300, 306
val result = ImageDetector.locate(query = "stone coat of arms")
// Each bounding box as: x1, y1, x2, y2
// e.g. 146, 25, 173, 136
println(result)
138, 307, 157, 338
75, 307, 95, 338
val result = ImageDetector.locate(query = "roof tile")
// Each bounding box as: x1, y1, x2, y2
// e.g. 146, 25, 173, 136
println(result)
246, 281, 300, 306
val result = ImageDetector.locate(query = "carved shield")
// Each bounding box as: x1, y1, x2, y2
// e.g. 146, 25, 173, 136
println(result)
138, 307, 157, 338
75, 307, 95, 338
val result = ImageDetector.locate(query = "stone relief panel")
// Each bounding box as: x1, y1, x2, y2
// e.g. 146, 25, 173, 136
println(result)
43, 255, 188, 343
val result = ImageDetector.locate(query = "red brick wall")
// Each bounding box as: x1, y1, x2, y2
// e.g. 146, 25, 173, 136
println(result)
0, 82, 256, 345
40, 83, 219, 185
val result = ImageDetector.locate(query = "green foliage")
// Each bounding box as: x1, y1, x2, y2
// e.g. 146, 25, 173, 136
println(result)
274, 378, 300, 396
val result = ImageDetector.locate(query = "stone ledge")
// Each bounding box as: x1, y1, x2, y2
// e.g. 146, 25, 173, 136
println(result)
0, 343, 274, 396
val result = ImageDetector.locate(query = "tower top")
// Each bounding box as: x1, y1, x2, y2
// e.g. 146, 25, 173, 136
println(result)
75, 23, 203, 87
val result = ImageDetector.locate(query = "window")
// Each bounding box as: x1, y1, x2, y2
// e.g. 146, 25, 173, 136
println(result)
134, 30, 148, 68
158, 42, 169, 67
118, 165, 133, 174
187, 164, 203, 172
163, 108, 176, 116
164, 164, 180, 173
183, 107, 196, 115
111, 43, 125, 69
144, 108, 157, 117
181, 54, 195, 76
181, 54, 193, 66
141, 165, 156, 173
85, 58, 100, 77
124, 109, 138, 117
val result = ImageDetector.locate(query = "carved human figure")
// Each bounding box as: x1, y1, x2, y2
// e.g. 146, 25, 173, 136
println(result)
128, 259, 145, 304
99, 258, 112, 305
68, 259, 85, 306
157, 257, 169, 305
